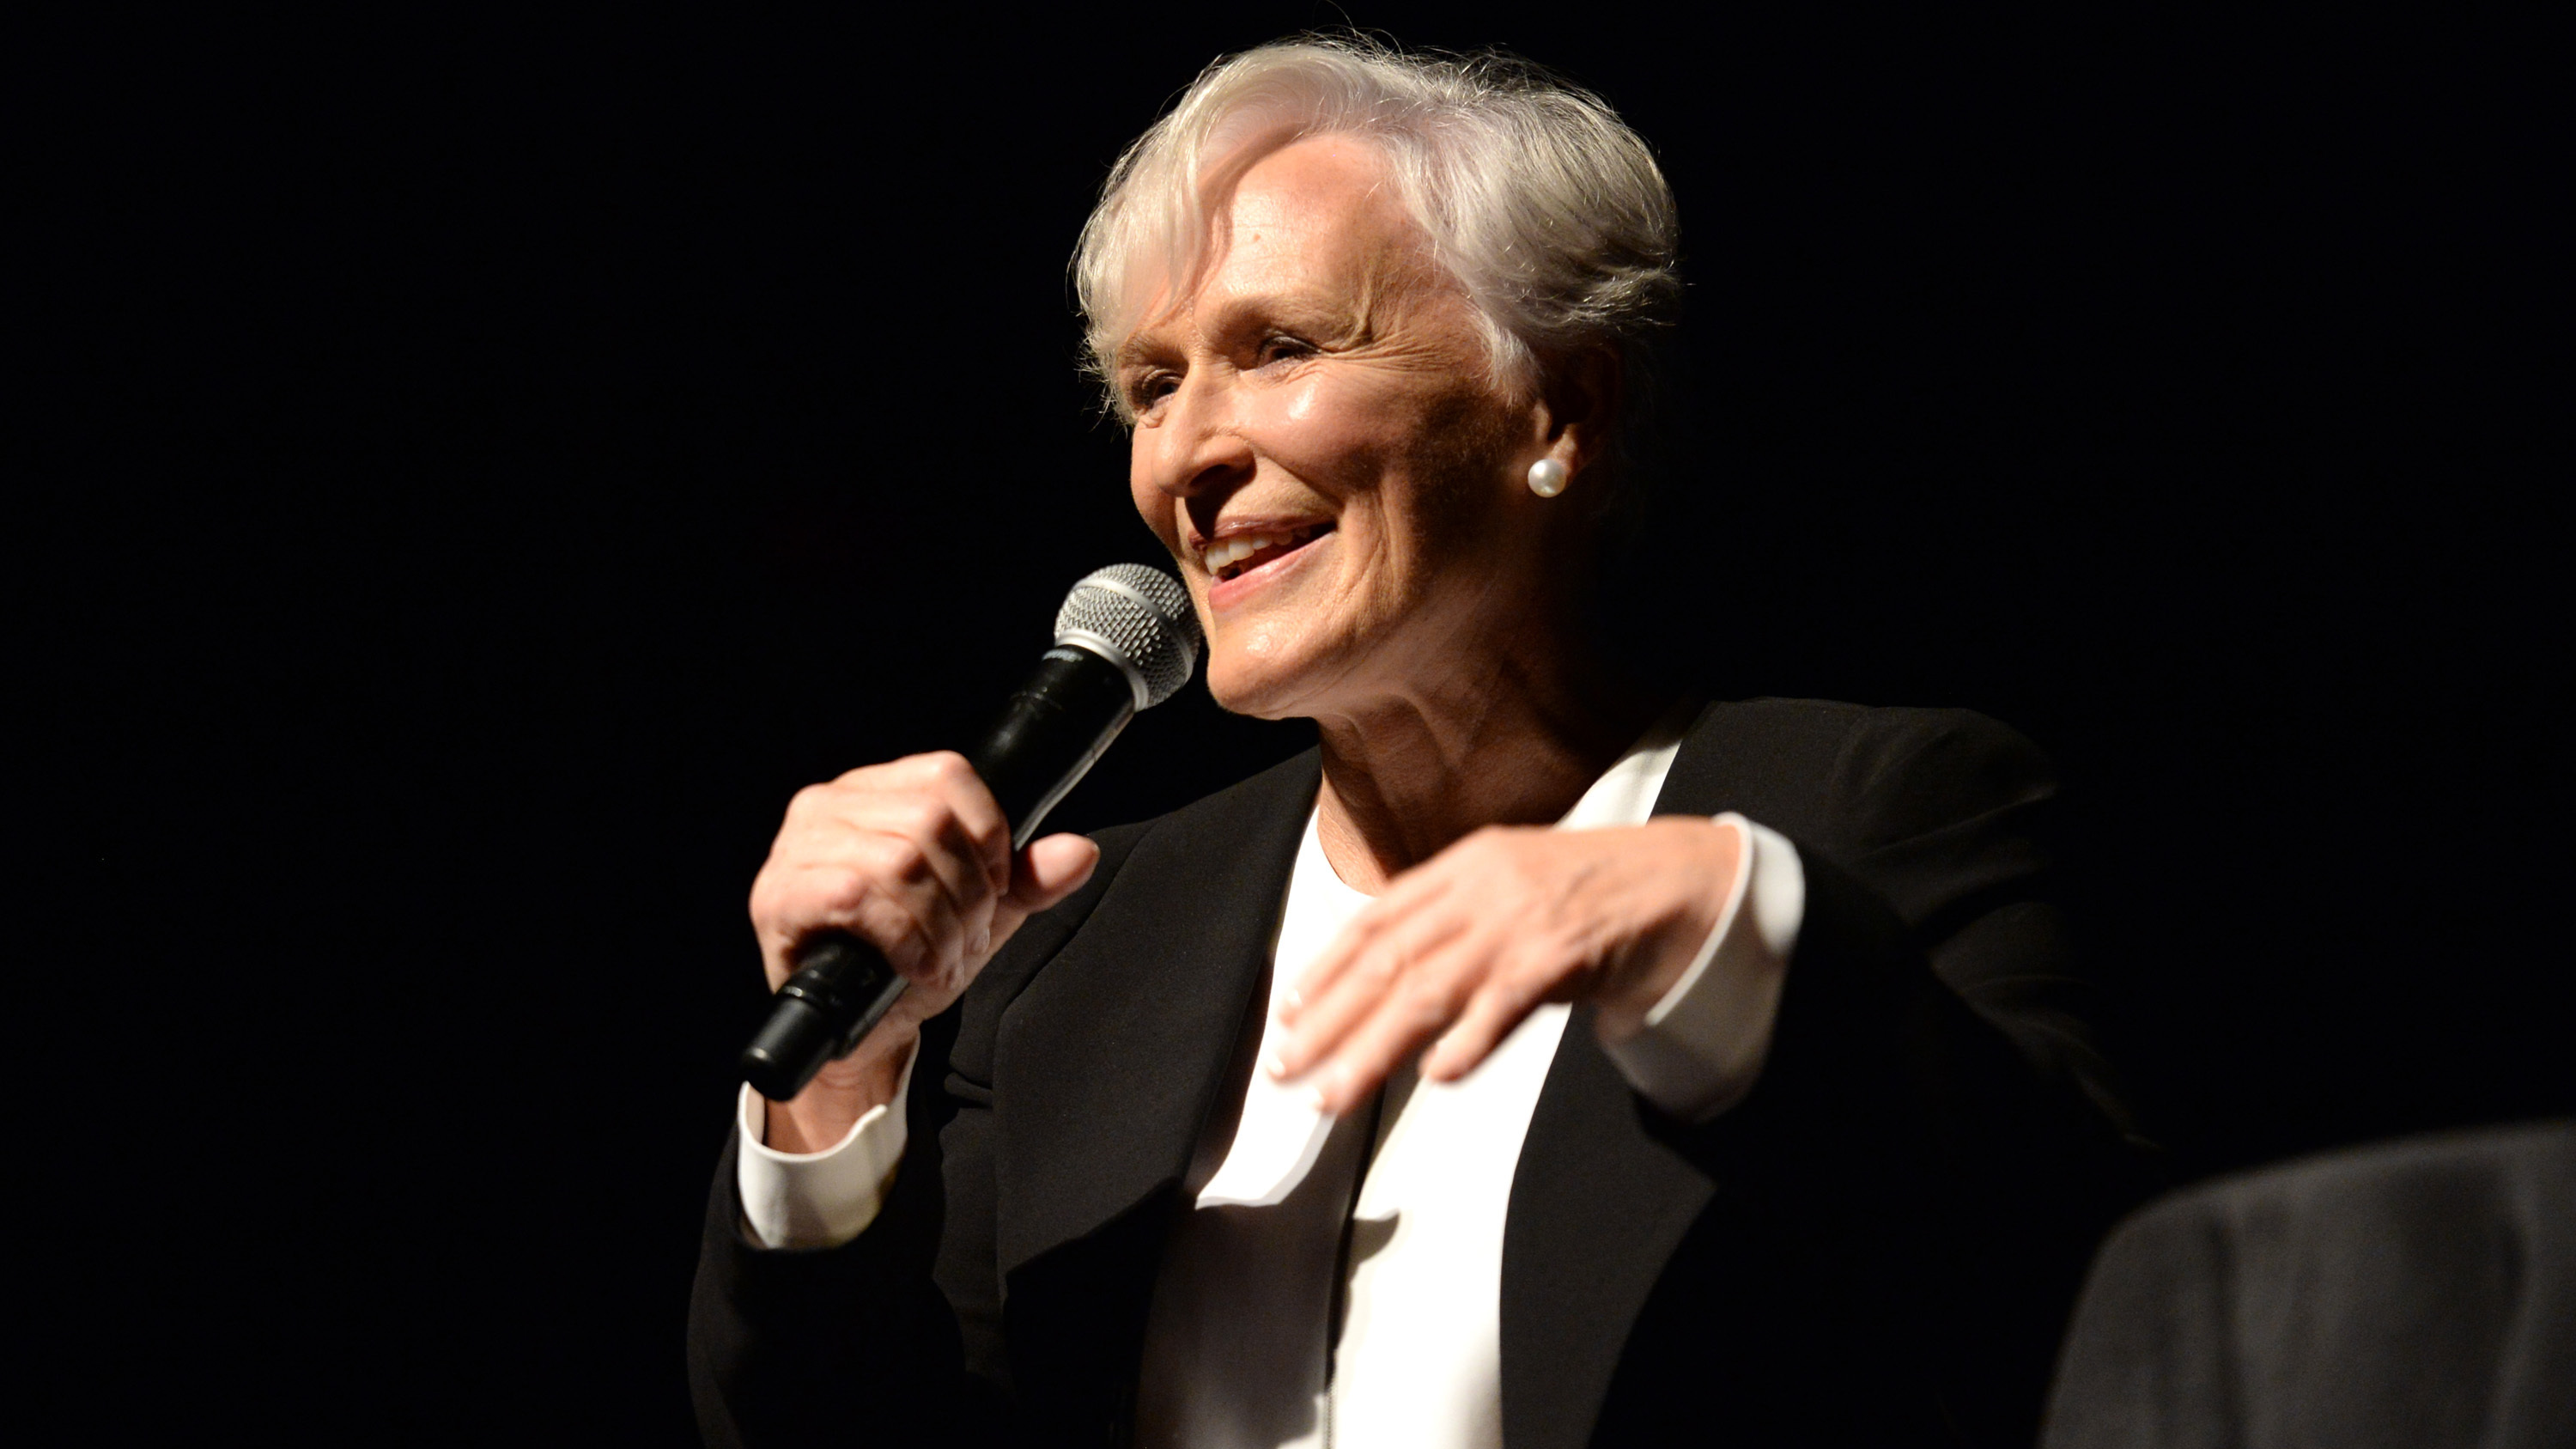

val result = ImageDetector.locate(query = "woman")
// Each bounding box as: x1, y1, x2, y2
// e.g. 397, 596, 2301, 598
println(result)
691, 38, 2139, 1449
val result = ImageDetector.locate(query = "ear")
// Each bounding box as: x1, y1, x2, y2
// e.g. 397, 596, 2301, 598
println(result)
1528, 345, 1624, 484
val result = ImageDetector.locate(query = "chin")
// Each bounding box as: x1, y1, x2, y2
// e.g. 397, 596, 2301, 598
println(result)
1200, 600, 1382, 720
1202, 641, 1334, 721
1204, 660, 1302, 721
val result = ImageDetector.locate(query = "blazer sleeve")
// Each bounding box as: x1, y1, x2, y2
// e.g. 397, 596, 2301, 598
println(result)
684, 825, 1148, 1449
1653, 707, 2156, 1447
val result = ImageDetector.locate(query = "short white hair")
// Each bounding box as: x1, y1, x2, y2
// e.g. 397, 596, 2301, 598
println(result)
1074, 35, 1682, 436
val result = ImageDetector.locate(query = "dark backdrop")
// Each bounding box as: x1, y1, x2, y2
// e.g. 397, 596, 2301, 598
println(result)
28, 7, 2568, 1443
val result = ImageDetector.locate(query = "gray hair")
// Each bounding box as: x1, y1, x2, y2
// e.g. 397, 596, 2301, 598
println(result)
1074, 35, 1682, 448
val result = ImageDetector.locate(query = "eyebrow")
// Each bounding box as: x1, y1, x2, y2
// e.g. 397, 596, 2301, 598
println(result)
1112, 334, 1172, 371
1115, 288, 1366, 374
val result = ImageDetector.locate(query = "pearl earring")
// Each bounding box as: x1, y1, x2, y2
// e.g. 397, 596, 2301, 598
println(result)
1526, 459, 1570, 497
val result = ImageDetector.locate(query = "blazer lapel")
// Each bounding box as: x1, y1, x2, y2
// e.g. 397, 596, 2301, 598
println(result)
1502, 702, 1827, 1449
1503, 1020, 1715, 1449
991, 749, 1321, 1282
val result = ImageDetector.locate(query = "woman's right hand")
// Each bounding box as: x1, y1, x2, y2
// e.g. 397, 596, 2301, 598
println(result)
748, 750, 1102, 1152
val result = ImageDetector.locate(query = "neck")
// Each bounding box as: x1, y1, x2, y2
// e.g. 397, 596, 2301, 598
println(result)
1309, 633, 1663, 894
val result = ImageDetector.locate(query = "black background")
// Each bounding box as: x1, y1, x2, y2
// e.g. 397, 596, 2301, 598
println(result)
27, 7, 2569, 1443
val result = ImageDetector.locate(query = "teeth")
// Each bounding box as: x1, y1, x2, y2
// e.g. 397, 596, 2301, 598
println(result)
1203, 529, 1303, 578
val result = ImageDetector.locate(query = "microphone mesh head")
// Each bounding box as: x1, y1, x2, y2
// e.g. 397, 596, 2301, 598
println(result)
1054, 564, 1202, 709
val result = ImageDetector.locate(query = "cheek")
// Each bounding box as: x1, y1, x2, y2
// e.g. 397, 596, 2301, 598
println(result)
1279, 375, 1326, 427
1127, 447, 1176, 547
1251, 373, 1404, 482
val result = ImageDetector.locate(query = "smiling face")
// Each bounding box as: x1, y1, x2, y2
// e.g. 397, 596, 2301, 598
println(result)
1118, 135, 1584, 723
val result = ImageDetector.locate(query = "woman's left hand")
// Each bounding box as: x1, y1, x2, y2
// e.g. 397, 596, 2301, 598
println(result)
1272, 818, 1744, 1115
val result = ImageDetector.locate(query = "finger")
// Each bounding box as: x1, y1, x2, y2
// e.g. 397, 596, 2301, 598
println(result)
1273, 903, 1472, 1083
1419, 959, 1554, 1082
1279, 864, 1464, 1023
801, 788, 1009, 922
778, 813, 996, 958
1011, 833, 1101, 912
771, 859, 969, 983
1298, 946, 1486, 1114
827, 752, 1012, 895
985, 834, 1103, 953
786, 859, 965, 977
903, 751, 1013, 894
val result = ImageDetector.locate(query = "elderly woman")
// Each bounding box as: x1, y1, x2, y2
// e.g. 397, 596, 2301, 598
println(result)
690, 38, 2138, 1449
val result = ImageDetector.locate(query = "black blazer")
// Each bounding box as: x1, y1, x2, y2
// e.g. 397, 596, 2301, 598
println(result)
690, 699, 2148, 1448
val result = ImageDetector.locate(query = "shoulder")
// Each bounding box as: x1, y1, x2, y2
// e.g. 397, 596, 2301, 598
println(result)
1667, 697, 2056, 862
1677, 695, 2043, 762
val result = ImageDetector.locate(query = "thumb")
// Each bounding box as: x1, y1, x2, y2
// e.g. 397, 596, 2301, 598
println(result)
1009, 832, 1102, 912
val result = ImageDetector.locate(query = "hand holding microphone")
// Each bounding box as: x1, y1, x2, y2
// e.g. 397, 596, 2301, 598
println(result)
741, 566, 1200, 1149
744, 752, 1094, 1149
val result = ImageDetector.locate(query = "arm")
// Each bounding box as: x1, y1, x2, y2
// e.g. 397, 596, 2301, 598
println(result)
1277, 704, 2134, 1160
684, 752, 1118, 1447
689, 1003, 985, 1449
1594, 813, 1802, 1122
1266, 705, 2147, 1443
1659, 709, 2152, 1446
1735, 707, 2140, 1178
688, 820, 1147, 1447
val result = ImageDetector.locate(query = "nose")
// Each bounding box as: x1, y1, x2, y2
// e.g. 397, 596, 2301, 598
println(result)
1139, 368, 1255, 505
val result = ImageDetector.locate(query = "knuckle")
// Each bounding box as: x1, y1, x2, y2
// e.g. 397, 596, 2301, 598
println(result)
895, 794, 950, 838
817, 870, 874, 916
1510, 932, 1575, 984
864, 832, 929, 882
861, 898, 938, 959
1391, 972, 1447, 1014
1479, 967, 1538, 1015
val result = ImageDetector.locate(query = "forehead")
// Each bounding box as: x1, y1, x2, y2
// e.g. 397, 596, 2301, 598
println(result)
1221, 134, 1407, 271
1122, 134, 1427, 350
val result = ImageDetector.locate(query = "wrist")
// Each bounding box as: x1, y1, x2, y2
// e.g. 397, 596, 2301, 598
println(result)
1596, 818, 1745, 1038
763, 1029, 916, 1153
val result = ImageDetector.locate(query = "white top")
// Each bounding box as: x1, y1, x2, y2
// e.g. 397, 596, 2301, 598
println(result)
735, 711, 1807, 1448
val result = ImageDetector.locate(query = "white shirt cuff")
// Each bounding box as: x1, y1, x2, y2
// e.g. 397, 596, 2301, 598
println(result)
1599, 814, 1805, 1123
733, 1044, 917, 1251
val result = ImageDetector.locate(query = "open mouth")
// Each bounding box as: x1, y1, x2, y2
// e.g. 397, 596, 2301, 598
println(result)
1203, 523, 1332, 583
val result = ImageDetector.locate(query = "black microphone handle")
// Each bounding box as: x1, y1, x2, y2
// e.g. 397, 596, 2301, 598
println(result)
739, 648, 1138, 1103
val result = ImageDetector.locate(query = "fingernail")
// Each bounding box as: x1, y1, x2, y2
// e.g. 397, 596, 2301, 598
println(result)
1263, 1048, 1288, 1079
1300, 1084, 1330, 1114
1282, 986, 1303, 1010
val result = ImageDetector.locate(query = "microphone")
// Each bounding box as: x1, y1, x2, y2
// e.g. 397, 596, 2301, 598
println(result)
738, 564, 1202, 1102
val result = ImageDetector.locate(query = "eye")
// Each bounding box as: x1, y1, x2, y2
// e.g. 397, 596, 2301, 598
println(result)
1129, 370, 1181, 411
1256, 334, 1315, 367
